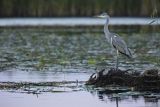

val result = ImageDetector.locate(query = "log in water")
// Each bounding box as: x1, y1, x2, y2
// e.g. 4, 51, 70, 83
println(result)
86, 68, 160, 92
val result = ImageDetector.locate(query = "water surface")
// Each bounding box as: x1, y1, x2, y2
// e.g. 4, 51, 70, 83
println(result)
0, 17, 159, 27
0, 90, 159, 107
0, 23, 160, 107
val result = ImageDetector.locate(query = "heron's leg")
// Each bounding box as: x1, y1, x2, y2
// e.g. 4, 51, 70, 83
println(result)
110, 47, 114, 55
116, 50, 119, 71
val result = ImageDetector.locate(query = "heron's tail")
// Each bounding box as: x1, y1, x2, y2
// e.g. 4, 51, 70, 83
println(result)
126, 48, 133, 59
119, 47, 132, 59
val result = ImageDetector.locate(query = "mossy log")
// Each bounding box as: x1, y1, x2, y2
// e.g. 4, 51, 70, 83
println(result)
86, 68, 160, 92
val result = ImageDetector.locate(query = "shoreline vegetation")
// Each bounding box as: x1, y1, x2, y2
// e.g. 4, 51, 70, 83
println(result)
0, 0, 159, 17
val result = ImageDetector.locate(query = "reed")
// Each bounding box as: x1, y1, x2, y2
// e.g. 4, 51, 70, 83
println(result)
0, 0, 159, 17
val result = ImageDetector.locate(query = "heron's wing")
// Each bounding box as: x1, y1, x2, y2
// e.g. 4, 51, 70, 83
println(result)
112, 33, 132, 58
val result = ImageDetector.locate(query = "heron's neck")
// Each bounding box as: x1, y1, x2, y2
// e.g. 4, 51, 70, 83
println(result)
104, 17, 110, 35
104, 17, 111, 41
104, 24, 109, 34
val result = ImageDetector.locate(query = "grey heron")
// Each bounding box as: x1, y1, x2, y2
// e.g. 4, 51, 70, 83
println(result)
96, 12, 132, 70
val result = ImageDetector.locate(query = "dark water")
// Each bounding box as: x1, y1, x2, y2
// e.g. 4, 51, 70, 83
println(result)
0, 27, 160, 107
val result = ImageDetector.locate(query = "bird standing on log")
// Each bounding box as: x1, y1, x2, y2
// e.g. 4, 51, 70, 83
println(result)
96, 12, 132, 70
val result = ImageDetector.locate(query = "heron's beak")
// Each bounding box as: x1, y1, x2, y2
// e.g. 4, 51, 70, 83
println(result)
94, 15, 105, 18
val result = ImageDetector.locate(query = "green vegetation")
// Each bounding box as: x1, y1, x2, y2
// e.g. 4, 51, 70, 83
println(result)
0, 27, 159, 71
0, 0, 159, 17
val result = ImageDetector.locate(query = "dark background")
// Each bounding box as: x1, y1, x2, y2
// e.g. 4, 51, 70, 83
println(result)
0, 0, 159, 17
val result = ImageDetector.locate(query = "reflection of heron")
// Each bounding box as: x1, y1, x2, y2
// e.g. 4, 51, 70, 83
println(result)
96, 12, 132, 70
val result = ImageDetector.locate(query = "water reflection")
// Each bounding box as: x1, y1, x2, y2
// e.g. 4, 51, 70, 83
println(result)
86, 86, 160, 107
0, 80, 160, 107
0, 88, 160, 107
0, 68, 92, 82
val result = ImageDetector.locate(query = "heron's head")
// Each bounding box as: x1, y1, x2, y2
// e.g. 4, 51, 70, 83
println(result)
96, 12, 109, 18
